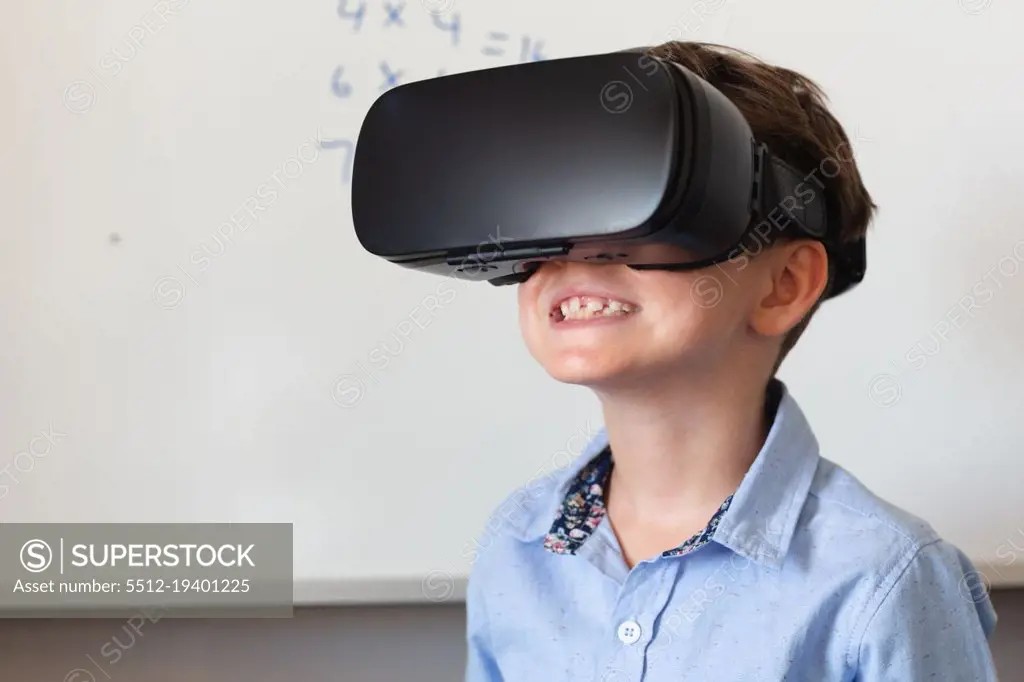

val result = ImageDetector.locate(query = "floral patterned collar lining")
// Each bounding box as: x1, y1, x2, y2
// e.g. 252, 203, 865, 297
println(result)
542, 447, 734, 557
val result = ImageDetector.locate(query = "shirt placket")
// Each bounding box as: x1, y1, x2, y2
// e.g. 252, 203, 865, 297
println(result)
596, 558, 680, 682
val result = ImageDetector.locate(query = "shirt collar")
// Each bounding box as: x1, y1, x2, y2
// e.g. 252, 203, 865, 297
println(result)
711, 379, 821, 570
513, 379, 821, 570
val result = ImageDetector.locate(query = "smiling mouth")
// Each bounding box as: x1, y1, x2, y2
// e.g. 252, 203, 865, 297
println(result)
551, 295, 639, 322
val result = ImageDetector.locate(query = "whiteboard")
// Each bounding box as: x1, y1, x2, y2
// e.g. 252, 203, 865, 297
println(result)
3, 0, 1023, 604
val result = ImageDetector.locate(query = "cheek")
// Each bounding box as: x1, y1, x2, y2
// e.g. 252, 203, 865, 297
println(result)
516, 277, 541, 321
516, 281, 546, 348
642, 299, 714, 354
687, 271, 730, 311
637, 276, 742, 356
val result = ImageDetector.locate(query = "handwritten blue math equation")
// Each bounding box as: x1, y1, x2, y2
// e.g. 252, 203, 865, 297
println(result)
319, 0, 551, 187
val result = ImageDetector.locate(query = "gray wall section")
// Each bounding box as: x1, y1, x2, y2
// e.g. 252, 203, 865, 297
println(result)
1, 590, 1022, 681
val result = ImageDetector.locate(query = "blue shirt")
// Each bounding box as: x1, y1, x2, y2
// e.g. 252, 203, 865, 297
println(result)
464, 380, 999, 681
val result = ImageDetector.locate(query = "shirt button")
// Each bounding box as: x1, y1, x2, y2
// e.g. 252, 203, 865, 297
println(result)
617, 620, 642, 645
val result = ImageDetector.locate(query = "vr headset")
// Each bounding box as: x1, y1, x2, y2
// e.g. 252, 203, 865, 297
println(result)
350, 49, 866, 298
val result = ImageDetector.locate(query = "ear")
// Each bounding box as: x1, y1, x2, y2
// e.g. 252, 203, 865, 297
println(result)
749, 240, 830, 338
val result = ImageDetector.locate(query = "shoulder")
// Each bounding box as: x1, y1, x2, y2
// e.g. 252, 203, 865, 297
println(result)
807, 455, 940, 552
797, 456, 998, 646
795, 454, 990, 599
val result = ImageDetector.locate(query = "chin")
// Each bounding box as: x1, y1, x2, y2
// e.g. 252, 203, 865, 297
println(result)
539, 352, 642, 388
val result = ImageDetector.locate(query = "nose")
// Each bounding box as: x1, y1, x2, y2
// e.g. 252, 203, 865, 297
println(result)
526, 258, 626, 281
560, 259, 625, 275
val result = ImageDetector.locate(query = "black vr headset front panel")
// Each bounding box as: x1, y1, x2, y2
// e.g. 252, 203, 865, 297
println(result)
352, 53, 684, 260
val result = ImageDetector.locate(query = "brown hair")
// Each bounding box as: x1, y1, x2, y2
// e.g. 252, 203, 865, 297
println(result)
645, 41, 877, 371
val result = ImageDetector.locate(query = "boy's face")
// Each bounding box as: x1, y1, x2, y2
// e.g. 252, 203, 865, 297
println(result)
516, 241, 813, 389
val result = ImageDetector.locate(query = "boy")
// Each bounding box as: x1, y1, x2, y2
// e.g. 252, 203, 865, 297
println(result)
464, 42, 999, 681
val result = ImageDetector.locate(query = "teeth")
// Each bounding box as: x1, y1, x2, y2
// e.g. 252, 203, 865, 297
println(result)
555, 296, 636, 321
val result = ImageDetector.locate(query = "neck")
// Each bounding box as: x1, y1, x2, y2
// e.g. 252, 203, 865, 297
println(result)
594, 368, 773, 521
